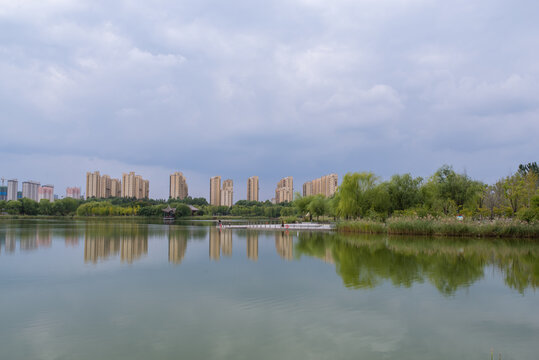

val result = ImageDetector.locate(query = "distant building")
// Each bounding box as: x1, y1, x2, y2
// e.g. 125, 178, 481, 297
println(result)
221, 179, 233, 207
111, 178, 121, 197
38, 185, 54, 202
210, 176, 221, 206
22, 181, 40, 201
303, 173, 338, 197
66, 187, 81, 199
275, 176, 293, 203
0, 185, 6, 201
247, 176, 259, 202
170, 172, 188, 199
121, 172, 149, 199
86, 171, 101, 199
7, 179, 18, 201
100, 175, 112, 198
17, 191, 22, 200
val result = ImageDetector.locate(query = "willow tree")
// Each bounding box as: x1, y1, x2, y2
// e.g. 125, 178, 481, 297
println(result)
336, 172, 378, 219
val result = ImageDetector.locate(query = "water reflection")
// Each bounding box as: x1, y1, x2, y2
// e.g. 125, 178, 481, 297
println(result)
295, 232, 538, 295
169, 230, 188, 265
0, 221, 537, 295
83, 224, 148, 264
246, 231, 258, 261
275, 231, 293, 260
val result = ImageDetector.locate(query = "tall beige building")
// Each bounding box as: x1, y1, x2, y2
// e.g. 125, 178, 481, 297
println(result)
100, 175, 112, 198
303, 173, 338, 197
210, 176, 221, 206
86, 171, 122, 199
247, 176, 259, 202
275, 176, 293, 203
86, 171, 101, 199
221, 179, 233, 207
122, 172, 149, 199
111, 178, 121, 197
170, 172, 189, 199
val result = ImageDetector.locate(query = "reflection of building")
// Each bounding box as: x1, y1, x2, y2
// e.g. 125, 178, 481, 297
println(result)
169, 231, 188, 264
84, 235, 121, 263
246, 232, 258, 261
121, 236, 148, 264
221, 179, 233, 207
275, 176, 293, 203
122, 172, 149, 199
65, 236, 80, 247
5, 229, 16, 253
39, 185, 54, 202
303, 173, 338, 197
22, 181, 40, 201
221, 229, 232, 256
7, 179, 18, 201
247, 176, 259, 202
84, 225, 148, 264
210, 176, 221, 206
170, 172, 189, 199
275, 232, 293, 260
66, 187, 81, 199
209, 227, 221, 260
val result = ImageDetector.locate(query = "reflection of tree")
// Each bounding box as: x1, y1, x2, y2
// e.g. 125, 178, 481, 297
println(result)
295, 233, 538, 295
84, 223, 148, 264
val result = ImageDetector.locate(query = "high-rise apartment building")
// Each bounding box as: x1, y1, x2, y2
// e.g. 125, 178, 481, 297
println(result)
302, 173, 338, 197
122, 172, 149, 199
39, 185, 54, 202
86, 171, 121, 199
86, 171, 101, 199
275, 176, 293, 203
247, 176, 259, 202
170, 172, 188, 199
66, 187, 81, 199
100, 175, 112, 198
0, 185, 6, 201
7, 179, 18, 201
221, 179, 233, 207
210, 176, 221, 206
111, 178, 121, 197
22, 181, 40, 201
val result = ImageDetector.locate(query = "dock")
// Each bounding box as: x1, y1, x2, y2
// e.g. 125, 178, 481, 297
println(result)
218, 222, 334, 231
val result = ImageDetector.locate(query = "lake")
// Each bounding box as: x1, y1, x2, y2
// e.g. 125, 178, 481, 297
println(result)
0, 219, 538, 360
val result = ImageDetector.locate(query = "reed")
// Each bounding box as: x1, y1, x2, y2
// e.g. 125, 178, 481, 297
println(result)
336, 217, 539, 238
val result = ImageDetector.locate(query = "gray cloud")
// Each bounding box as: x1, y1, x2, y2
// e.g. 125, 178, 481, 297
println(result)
1, 0, 538, 198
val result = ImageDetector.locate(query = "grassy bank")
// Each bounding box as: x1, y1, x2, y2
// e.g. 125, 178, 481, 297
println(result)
336, 217, 539, 238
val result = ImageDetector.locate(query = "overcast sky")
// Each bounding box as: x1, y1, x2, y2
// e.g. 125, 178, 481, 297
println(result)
1, 0, 538, 200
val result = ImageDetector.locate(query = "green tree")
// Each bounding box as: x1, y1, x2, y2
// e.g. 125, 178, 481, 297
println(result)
386, 174, 423, 212
336, 172, 378, 219
38, 199, 53, 215
20, 198, 39, 215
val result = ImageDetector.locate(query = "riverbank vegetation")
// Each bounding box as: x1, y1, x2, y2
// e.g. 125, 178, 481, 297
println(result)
1, 163, 537, 237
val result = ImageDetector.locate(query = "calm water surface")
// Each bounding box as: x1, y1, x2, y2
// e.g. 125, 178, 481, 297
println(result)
0, 219, 538, 360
